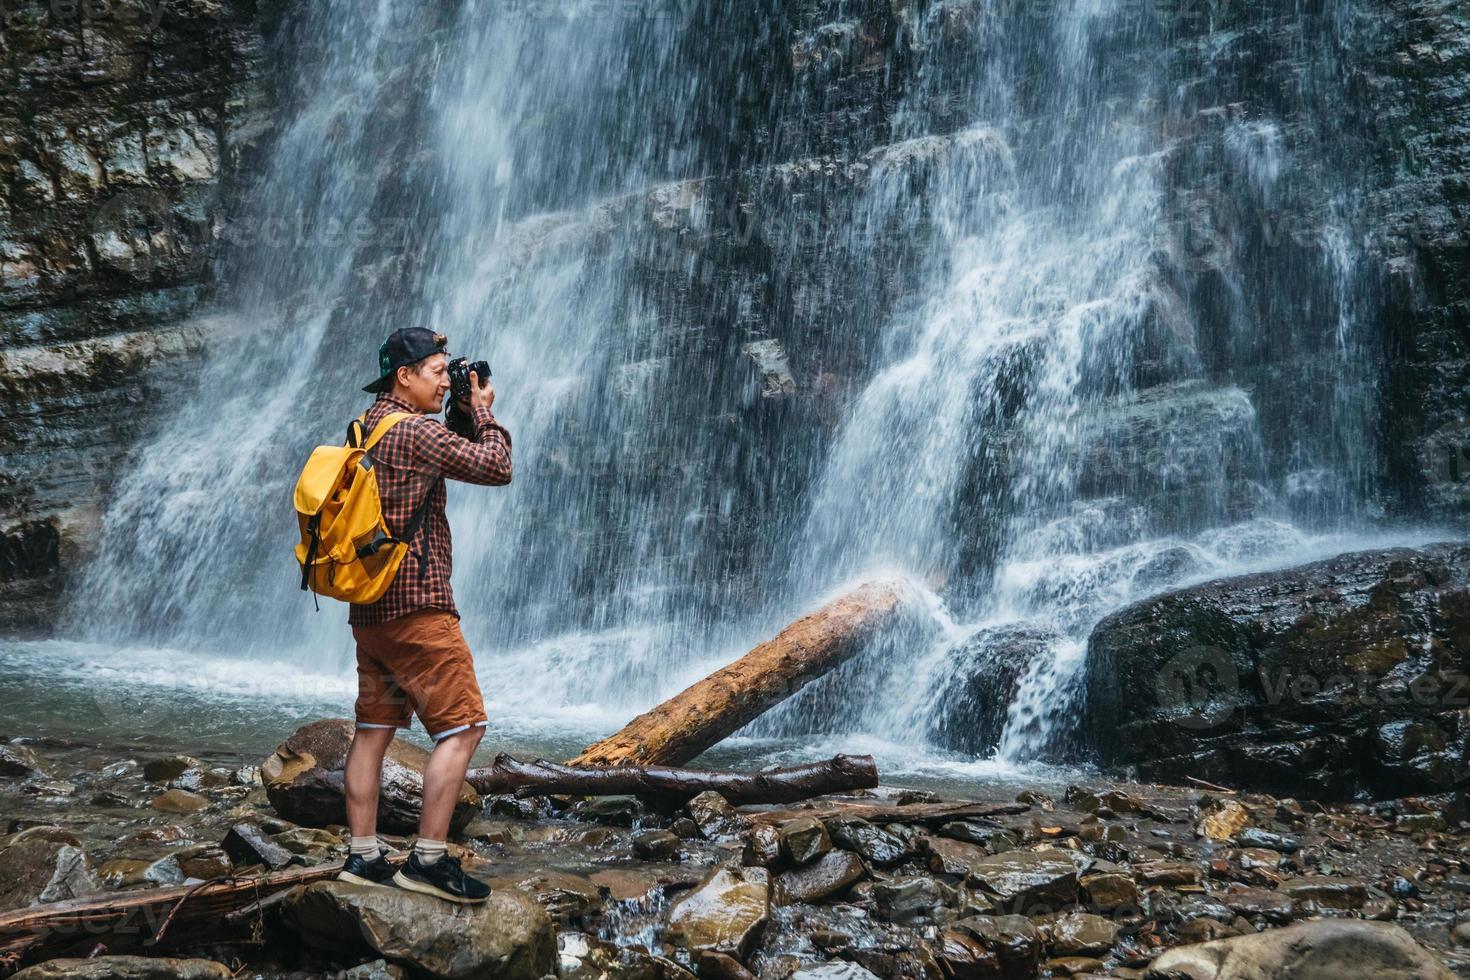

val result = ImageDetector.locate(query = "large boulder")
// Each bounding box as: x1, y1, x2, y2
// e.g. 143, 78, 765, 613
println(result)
967, 850, 1080, 912
0, 826, 98, 911
1084, 543, 1470, 798
261, 719, 480, 835
1146, 919, 1453, 979
11, 957, 233, 980
281, 880, 555, 980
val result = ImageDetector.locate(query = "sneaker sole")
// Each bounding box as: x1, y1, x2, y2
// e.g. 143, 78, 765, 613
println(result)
391, 869, 490, 904
337, 870, 397, 888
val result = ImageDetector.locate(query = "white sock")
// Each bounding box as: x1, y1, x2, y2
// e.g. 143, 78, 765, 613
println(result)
414, 838, 447, 865
350, 835, 380, 858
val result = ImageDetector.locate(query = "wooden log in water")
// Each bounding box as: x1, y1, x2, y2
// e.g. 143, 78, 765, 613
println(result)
568, 579, 908, 768
468, 753, 879, 804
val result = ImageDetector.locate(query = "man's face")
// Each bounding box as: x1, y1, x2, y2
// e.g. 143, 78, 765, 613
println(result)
393, 352, 450, 413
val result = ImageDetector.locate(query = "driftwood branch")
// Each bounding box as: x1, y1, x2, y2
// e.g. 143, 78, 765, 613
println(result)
568, 579, 907, 767
0, 858, 391, 970
468, 753, 879, 805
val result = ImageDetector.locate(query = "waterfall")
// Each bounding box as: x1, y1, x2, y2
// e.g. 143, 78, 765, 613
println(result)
60, 0, 1412, 772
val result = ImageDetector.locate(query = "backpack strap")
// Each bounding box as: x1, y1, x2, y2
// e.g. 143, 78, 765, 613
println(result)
345, 413, 368, 448
363, 412, 414, 452
347, 410, 437, 559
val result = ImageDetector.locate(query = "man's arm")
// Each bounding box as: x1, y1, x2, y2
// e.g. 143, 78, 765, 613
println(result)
411, 408, 512, 485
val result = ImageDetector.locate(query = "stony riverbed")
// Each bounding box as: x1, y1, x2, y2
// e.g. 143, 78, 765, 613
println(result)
3, 730, 1470, 979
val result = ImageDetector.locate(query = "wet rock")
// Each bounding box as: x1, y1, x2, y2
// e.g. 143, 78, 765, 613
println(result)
774, 849, 865, 904
1081, 871, 1140, 911
1045, 956, 1107, 976
935, 928, 1002, 978
342, 961, 405, 980
789, 963, 881, 980
1278, 876, 1368, 914
633, 829, 681, 861
141, 845, 229, 885
742, 823, 783, 866
222, 823, 296, 870
232, 765, 262, 787
1085, 543, 1470, 799
688, 792, 744, 842
0, 743, 47, 779
828, 817, 910, 866
1395, 812, 1447, 834
695, 949, 758, 980
968, 849, 1080, 910
143, 756, 203, 783
173, 767, 231, 793
923, 835, 989, 878
0, 825, 98, 909
1048, 911, 1118, 955
175, 844, 231, 879
1197, 799, 1251, 841
665, 865, 769, 957
558, 932, 666, 980
97, 858, 152, 887
282, 880, 555, 980
262, 719, 479, 835
946, 916, 1040, 975
779, 816, 832, 864
499, 869, 602, 920
90, 791, 132, 807
10, 956, 233, 980
1179, 917, 1244, 943
150, 788, 208, 814
874, 875, 949, 923
1220, 887, 1293, 924
1137, 860, 1201, 886
275, 826, 343, 863
897, 789, 941, 805
1146, 919, 1453, 979
569, 796, 651, 827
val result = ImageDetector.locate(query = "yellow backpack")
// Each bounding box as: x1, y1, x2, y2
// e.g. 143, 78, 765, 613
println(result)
293, 411, 430, 608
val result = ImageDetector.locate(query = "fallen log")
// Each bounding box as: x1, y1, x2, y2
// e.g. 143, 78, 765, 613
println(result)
568, 579, 908, 767
468, 753, 878, 804
0, 858, 390, 970
742, 798, 1031, 827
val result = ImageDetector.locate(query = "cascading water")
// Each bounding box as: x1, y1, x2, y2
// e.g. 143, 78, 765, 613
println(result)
17, 0, 1434, 777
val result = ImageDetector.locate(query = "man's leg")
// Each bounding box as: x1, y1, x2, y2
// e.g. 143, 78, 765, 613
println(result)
343, 725, 398, 838
418, 726, 483, 842
390, 613, 493, 902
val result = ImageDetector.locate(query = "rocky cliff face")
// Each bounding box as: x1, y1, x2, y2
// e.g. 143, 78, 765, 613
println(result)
0, 0, 273, 632
1, 0, 1467, 641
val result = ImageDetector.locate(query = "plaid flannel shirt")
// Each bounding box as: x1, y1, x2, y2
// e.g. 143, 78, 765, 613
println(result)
347, 393, 513, 628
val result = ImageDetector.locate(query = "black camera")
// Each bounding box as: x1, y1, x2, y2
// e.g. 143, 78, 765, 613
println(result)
447, 356, 491, 404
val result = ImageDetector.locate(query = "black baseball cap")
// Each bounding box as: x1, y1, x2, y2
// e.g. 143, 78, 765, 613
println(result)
362, 327, 449, 393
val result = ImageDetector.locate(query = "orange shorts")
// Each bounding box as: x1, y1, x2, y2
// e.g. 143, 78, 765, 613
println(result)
351, 609, 488, 741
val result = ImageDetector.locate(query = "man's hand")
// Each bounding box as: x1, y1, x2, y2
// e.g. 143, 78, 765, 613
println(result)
454, 370, 496, 414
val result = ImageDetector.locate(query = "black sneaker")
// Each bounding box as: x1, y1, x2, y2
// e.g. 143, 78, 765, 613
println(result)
392, 851, 491, 904
337, 850, 397, 888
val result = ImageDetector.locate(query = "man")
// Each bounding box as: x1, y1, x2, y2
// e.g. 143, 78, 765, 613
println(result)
336, 327, 512, 903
